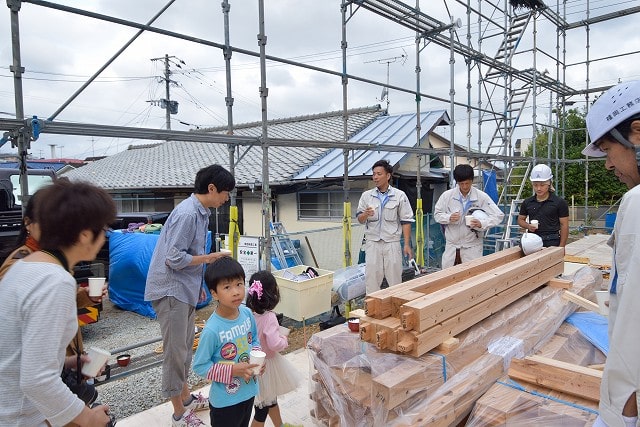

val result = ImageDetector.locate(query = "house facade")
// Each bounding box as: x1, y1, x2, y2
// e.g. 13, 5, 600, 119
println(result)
62, 106, 482, 270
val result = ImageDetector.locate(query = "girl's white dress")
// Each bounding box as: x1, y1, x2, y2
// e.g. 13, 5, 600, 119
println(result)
253, 311, 301, 407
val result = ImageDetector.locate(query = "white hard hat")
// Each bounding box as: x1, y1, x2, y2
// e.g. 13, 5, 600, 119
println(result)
583, 80, 640, 157
520, 232, 543, 256
530, 164, 553, 182
469, 208, 489, 221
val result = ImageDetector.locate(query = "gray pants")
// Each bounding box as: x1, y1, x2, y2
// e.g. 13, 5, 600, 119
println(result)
364, 239, 402, 295
152, 296, 195, 399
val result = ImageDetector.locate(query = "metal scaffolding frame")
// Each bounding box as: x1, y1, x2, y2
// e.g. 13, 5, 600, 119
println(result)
4, 0, 640, 266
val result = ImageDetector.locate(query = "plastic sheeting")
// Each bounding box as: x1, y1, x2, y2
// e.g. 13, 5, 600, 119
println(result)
566, 311, 609, 355
108, 230, 212, 318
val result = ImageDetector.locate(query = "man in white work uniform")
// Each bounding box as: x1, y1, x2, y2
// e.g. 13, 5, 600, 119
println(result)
434, 164, 504, 269
357, 159, 414, 295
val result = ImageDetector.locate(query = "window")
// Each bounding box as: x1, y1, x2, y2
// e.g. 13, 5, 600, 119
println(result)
298, 190, 361, 220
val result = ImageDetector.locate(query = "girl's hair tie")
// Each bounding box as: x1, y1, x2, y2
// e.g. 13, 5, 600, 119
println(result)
248, 280, 263, 300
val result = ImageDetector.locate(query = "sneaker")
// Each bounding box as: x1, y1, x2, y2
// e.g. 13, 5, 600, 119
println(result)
172, 410, 205, 427
184, 392, 208, 412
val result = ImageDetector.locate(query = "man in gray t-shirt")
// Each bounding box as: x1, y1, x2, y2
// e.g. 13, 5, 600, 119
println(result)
145, 164, 235, 426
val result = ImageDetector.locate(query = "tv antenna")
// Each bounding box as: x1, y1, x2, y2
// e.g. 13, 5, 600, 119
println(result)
364, 50, 408, 111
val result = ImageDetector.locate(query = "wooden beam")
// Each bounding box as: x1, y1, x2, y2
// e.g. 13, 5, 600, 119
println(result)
364, 246, 523, 318
547, 277, 573, 289
508, 355, 602, 402
397, 262, 564, 356
562, 290, 599, 313
401, 247, 564, 333
564, 255, 590, 264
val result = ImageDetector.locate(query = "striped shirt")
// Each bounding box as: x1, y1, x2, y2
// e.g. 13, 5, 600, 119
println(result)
0, 261, 85, 426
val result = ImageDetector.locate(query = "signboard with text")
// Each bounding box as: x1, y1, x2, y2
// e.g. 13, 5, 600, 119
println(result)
238, 236, 260, 284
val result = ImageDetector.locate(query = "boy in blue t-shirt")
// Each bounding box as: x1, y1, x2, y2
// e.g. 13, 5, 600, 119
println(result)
193, 257, 262, 427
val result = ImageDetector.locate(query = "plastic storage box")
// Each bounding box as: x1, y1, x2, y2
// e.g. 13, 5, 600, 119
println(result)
273, 265, 334, 321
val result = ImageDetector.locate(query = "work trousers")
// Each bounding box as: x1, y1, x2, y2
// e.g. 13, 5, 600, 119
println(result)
364, 239, 402, 295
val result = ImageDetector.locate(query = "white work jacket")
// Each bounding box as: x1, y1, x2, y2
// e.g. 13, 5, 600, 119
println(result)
357, 186, 414, 243
599, 184, 640, 426
433, 186, 504, 248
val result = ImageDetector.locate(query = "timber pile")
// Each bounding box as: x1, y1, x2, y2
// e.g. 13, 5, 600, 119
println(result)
465, 322, 604, 426
307, 248, 603, 426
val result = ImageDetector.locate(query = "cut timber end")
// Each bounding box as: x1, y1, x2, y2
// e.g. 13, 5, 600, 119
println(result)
548, 278, 573, 289
434, 337, 460, 354
360, 322, 373, 341
401, 311, 416, 331
376, 330, 388, 349
397, 338, 414, 353
364, 298, 375, 317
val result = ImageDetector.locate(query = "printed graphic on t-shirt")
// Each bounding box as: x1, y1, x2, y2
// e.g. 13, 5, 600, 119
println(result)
226, 378, 241, 395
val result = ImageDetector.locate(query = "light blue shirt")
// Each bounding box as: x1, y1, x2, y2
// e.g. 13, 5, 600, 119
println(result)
144, 194, 210, 307
192, 306, 260, 408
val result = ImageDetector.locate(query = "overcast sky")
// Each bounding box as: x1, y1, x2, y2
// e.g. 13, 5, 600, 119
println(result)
1, 0, 639, 159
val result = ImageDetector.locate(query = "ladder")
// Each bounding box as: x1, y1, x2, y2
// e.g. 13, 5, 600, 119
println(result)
270, 222, 302, 269
495, 162, 532, 250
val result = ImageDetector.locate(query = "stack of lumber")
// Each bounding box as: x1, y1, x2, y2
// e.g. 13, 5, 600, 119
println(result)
360, 247, 564, 357
465, 322, 604, 426
307, 248, 602, 426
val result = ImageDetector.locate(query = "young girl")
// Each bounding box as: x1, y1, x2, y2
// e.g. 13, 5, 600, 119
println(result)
245, 271, 301, 427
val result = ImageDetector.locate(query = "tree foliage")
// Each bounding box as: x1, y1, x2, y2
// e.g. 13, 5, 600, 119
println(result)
522, 108, 627, 205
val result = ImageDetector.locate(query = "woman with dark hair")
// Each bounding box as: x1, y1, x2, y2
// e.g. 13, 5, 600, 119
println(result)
0, 180, 116, 426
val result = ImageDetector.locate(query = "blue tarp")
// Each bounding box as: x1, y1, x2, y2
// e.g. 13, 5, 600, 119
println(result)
565, 311, 609, 355
482, 170, 499, 203
108, 230, 213, 318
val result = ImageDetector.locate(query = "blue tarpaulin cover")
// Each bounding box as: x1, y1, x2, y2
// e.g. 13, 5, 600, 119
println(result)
108, 230, 212, 318
565, 311, 609, 355
482, 170, 499, 203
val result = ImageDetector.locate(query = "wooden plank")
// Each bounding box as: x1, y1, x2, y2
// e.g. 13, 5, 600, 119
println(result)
400, 247, 564, 333
562, 290, 599, 313
508, 355, 602, 402
564, 255, 590, 264
548, 277, 573, 289
371, 356, 445, 410
364, 246, 523, 318
391, 290, 425, 318
397, 261, 564, 357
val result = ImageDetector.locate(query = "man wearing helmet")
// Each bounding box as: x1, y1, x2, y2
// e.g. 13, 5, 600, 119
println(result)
584, 81, 640, 427
517, 163, 569, 247
434, 164, 504, 268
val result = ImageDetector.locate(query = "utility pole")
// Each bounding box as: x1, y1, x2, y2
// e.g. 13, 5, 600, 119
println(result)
149, 54, 178, 131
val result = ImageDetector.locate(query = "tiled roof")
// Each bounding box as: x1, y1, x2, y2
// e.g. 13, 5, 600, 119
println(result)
62, 106, 385, 190
293, 110, 450, 180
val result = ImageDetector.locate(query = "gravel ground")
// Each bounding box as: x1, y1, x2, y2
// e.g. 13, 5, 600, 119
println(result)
82, 296, 320, 422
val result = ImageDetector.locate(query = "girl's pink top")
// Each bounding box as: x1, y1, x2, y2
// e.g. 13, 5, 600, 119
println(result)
253, 310, 288, 358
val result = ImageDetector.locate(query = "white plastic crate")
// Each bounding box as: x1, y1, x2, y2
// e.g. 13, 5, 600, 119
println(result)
273, 265, 333, 321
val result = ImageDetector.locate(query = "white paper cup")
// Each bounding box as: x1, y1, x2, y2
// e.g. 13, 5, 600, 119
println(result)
594, 290, 609, 316
88, 277, 106, 297
465, 215, 474, 226
279, 325, 290, 337
81, 347, 111, 378
530, 219, 539, 230
249, 349, 266, 375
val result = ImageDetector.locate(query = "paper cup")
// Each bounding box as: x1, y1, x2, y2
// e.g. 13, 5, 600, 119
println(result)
279, 325, 290, 336
81, 347, 111, 378
530, 220, 539, 230
465, 215, 474, 226
88, 277, 106, 297
594, 290, 609, 316
249, 349, 266, 375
